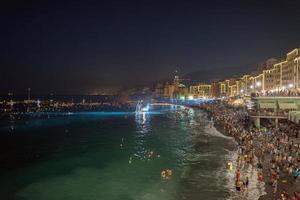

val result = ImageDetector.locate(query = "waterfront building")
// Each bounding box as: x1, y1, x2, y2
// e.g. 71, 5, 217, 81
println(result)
156, 47, 300, 100
296, 55, 300, 89
273, 61, 284, 91
263, 67, 276, 92
176, 84, 189, 99
189, 84, 211, 97
211, 82, 220, 97
229, 84, 237, 97
160, 73, 190, 99
226, 79, 236, 97
218, 79, 230, 97
239, 75, 251, 95
225, 80, 230, 96
253, 73, 264, 93
219, 81, 227, 97
163, 82, 175, 98
281, 49, 299, 90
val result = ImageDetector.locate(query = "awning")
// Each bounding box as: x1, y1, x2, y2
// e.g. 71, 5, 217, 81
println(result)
289, 111, 298, 121
294, 113, 300, 124
259, 102, 276, 109
278, 102, 298, 110
288, 111, 300, 124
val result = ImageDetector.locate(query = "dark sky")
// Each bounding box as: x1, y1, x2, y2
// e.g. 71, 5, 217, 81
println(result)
1, 0, 300, 94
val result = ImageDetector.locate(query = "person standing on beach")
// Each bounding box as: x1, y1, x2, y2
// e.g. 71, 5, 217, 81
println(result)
258, 172, 263, 183
236, 169, 240, 182
293, 168, 299, 181
272, 178, 278, 194
245, 176, 249, 188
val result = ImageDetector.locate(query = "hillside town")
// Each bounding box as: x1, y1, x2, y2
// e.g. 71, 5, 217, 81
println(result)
154, 48, 300, 99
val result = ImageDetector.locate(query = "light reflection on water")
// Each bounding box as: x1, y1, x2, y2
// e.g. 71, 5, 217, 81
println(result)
0, 106, 262, 200
133, 112, 151, 160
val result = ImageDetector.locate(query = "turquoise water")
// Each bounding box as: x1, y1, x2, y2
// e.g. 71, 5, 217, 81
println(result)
0, 108, 236, 200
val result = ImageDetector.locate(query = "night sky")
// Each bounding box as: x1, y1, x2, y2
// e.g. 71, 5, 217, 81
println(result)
1, 0, 300, 94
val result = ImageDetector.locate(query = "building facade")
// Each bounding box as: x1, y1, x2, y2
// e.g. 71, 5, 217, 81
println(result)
155, 47, 300, 100
189, 84, 211, 97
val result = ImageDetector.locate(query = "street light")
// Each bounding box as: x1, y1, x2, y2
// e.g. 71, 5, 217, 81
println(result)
250, 85, 254, 89
256, 81, 261, 87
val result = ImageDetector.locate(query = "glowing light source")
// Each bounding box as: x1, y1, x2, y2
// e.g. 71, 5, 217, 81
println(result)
282, 86, 286, 90
250, 85, 254, 89
141, 104, 150, 112
288, 83, 293, 88
240, 89, 244, 93
256, 81, 261, 87
188, 95, 194, 100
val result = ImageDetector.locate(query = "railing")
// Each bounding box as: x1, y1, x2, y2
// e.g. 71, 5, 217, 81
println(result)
255, 90, 300, 97
249, 110, 288, 118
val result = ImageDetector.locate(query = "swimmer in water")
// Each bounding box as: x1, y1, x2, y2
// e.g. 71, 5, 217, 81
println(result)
148, 151, 154, 158
166, 169, 172, 177
120, 138, 124, 149
161, 170, 167, 179
161, 169, 173, 180
129, 157, 132, 164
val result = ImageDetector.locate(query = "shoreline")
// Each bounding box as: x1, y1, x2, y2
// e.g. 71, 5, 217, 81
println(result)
200, 107, 274, 200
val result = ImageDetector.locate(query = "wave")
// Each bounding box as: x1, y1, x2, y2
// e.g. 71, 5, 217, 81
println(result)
223, 145, 266, 200
204, 124, 233, 140
202, 115, 266, 200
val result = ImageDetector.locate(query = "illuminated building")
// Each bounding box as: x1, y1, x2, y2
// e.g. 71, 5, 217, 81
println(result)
163, 82, 175, 98
238, 75, 251, 95
161, 72, 189, 99
175, 84, 189, 99
281, 49, 299, 90
296, 56, 300, 88
189, 84, 211, 97
211, 82, 220, 97
219, 81, 227, 96
227, 79, 237, 97
158, 47, 300, 99
253, 73, 264, 93
263, 68, 276, 92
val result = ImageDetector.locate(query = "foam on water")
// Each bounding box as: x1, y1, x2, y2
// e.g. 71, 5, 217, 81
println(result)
204, 122, 266, 200
204, 124, 233, 140
224, 150, 266, 200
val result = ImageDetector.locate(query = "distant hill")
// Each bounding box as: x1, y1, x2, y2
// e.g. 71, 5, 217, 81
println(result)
182, 66, 256, 84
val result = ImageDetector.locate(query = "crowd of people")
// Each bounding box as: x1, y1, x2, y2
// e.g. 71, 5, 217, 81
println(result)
257, 89, 300, 97
202, 102, 300, 200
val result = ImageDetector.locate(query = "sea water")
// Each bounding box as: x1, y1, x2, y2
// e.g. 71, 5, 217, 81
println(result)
0, 107, 263, 200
